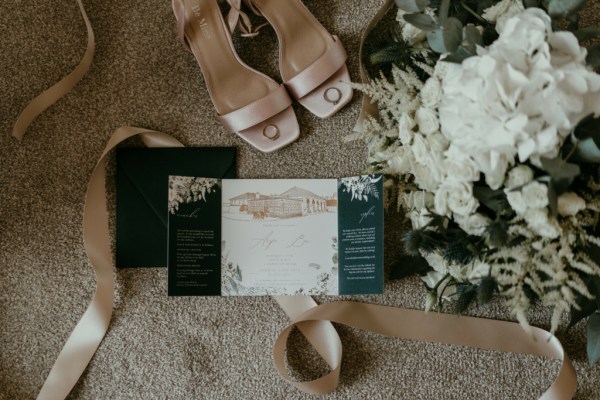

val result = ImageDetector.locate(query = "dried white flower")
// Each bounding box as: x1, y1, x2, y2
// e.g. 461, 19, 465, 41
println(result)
558, 192, 586, 216
505, 165, 534, 188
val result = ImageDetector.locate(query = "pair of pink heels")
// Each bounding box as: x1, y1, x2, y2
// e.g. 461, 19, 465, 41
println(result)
173, 0, 353, 153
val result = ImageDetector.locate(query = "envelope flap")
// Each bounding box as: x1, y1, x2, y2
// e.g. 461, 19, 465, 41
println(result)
116, 147, 236, 268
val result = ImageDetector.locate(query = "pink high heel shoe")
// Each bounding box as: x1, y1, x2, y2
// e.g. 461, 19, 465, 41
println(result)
242, 0, 353, 118
172, 0, 300, 153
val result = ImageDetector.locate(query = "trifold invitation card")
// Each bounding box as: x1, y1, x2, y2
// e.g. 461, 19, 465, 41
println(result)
167, 175, 384, 296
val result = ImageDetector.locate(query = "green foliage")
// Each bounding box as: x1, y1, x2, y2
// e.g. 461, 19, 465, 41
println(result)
485, 219, 510, 247
587, 44, 600, 68
540, 156, 581, 193
473, 186, 509, 213
547, 0, 588, 18
443, 234, 477, 264
396, 0, 430, 13
573, 28, 600, 42
455, 284, 477, 314
404, 13, 439, 31
403, 228, 443, 256
587, 312, 600, 366
389, 255, 432, 279
477, 276, 496, 304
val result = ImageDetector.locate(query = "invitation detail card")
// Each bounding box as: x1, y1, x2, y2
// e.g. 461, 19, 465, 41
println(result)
337, 176, 384, 294
221, 179, 339, 296
167, 177, 222, 296
167, 175, 383, 296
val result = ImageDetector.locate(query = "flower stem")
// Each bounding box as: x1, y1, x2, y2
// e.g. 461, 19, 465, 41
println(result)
460, 1, 487, 24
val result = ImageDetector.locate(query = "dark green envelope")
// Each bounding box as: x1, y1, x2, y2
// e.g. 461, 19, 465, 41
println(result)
116, 147, 236, 268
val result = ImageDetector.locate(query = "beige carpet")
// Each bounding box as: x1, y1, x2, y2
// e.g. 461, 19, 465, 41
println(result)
2, 0, 600, 399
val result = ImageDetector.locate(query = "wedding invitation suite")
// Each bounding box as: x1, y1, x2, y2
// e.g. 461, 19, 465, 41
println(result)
167, 175, 384, 296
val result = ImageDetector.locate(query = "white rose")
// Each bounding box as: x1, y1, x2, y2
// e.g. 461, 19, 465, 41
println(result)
444, 146, 480, 182
524, 208, 561, 239
521, 181, 549, 209
435, 181, 479, 217
415, 107, 440, 136
558, 192, 586, 216
398, 113, 416, 145
506, 190, 528, 214
420, 77, 442, 109
505, 165, 534, 189
456, 213, 491, 236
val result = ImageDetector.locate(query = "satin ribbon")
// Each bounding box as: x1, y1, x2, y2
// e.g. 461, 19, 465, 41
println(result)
12, 0, 95, 141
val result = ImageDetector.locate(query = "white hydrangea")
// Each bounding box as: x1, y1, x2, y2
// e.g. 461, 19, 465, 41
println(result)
439, 8, 600, 190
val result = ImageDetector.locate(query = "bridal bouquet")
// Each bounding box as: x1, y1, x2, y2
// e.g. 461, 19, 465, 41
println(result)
353, 0, 600, 363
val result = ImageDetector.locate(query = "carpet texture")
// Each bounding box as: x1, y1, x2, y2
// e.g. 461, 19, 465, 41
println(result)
2, 0, 600, 399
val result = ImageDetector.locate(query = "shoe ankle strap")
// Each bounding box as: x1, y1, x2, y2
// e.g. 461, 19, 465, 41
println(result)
173, 0, 266, 53
226, 0, 268, 38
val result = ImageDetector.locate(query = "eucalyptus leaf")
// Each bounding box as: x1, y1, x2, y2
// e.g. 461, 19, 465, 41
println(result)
548, 180, 558, 217
464, 25, 484, 47
587, 44, 600, 68
567, 12, 580, 31
473, 186, 509, 212
548, 0, 587, 18
404, 13, 439, 31
540, 157, 581, 180
523, 0, 541, 7
442, 46, 475, 63
574, 28, 600, 42
574, 114, 600, 141
427, 29, 446, 53
396, 0, 430, 13
574, 137, 600, 163
443, 17, 463, 52
438, 0, 450, 23
569, 297, 597, 328
477, 0, 495, 14
587, 313, 600, 366
540, 157, 581, 192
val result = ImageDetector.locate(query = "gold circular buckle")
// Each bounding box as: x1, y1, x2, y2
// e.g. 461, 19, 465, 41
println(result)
324, 87, 342, 105
262, 124, 280, 140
